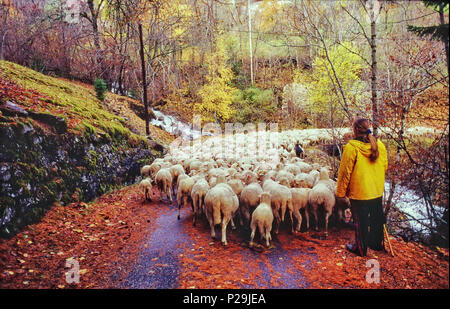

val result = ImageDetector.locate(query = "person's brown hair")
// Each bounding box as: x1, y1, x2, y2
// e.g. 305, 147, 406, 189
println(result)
353, 118, 379, 162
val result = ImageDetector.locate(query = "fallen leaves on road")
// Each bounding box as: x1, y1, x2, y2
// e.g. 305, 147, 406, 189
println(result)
1, 184, 448, 289
0, 185, 164, 289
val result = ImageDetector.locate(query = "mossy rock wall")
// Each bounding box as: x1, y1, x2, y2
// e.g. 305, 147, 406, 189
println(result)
0, 118, 160, 238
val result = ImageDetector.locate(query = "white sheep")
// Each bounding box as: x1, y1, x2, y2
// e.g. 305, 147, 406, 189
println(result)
293, 171, 318, 189
249, 192, 274, 248
262, 179, 294, 234
177, 175, 195, 220
188, 159, 202, 173
308, 182, 335, 236
140, 165, 152, 178
262, 170, 277, 183
308, 170, 320, 187
204, 183, 239, 246
208, 167, 227, 180
239, 182, 263, 227
190, 178, 210, 226
284, 163, 301, 176
153, 158, 164, 165
296, 161, 313, 173
275, 170, 295, 187
290, 188, 311, 232
208, 176, 217, 188
149, 159, 164, 178
170, 164, 185, 194
176, 173, 189, 189
242, 170, 258, 185
155, 168, 173, 202
227, 178, 244, 197
139, 177, 153, 202
163, 155, 173, 164
315, 167, 336, 193
278, 176, 291, 188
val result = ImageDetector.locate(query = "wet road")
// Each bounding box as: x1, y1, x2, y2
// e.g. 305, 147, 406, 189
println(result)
119, 196, 317, 289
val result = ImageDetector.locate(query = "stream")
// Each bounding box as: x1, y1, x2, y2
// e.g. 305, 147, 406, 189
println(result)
384, 182, 445, 238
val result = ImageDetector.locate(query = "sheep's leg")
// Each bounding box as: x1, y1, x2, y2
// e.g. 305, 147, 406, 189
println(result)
207, 215, 216, 239
239, 204, 245, 227
192, 195, 198, 226
258, 222, 265, 241
280, 201, 287, 222
177, 190, 182, 207
177, 192, 182, 220
169, 184, 174, 202
172, 179, 177, 198
147, 188, 151, 201
249, 224, 256, 247
289, 209, 294, 234
304, 209, 310, 231
159, 182, 164, 202
264, 226, 271, 248
311, 206, 319, 231
266, 224, 272, 247
177, 196, 182, 220
324, 211, 331, 238
163, 180, 168, 201
293, 209, 302, 233
148, 188, 152, 202
243, 205, 250, 228
273, 207, 281, 234
183, 195, 188, 210
141, 187, 145, 203
275, 219, 280, 235
200, 196, 205, 215
230, 215, 236, 230
221, 216, 230, 246
167, 182, 173, 202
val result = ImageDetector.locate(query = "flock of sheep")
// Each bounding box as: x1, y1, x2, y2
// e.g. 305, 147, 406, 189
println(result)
138, 129, 351, 247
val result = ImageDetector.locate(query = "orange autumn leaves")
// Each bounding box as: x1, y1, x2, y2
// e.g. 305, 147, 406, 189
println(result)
0, 185, 163, 289
1, 184, 448, 289
177, 213, 449, 289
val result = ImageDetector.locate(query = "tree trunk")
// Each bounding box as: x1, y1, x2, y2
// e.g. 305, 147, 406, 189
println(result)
248, 0, 254, 85
1, 30, 8, 61
86, 0, 108, 86
438, 3, 449, 78
369, 1, 379, 137
138, 23, 150, 136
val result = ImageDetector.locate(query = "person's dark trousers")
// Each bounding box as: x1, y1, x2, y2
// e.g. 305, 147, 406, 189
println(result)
350, 197, 385, 256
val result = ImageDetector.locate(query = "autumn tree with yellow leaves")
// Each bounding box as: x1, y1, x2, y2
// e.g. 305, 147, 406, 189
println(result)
195, 35, 237, 123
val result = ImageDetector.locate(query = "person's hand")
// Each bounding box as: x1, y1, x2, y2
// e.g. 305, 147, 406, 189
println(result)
335, 196, 349, 206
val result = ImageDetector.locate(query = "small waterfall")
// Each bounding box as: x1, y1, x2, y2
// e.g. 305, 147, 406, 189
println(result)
150, 108, 214, 140
110, 86, 213, 140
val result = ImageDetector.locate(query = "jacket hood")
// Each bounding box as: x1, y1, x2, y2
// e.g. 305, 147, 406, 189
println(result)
348, 139, 373, 158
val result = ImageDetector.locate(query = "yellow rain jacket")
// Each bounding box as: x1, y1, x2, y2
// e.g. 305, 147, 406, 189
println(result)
336, 139, 388, 200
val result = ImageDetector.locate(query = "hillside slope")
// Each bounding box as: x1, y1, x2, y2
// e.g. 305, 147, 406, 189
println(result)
0, 61, 171, 237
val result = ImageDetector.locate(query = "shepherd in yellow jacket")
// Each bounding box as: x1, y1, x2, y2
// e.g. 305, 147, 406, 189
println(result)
336, 118, 388, 256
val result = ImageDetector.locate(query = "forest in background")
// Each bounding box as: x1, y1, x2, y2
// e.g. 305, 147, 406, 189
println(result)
0, 0, 448, 244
